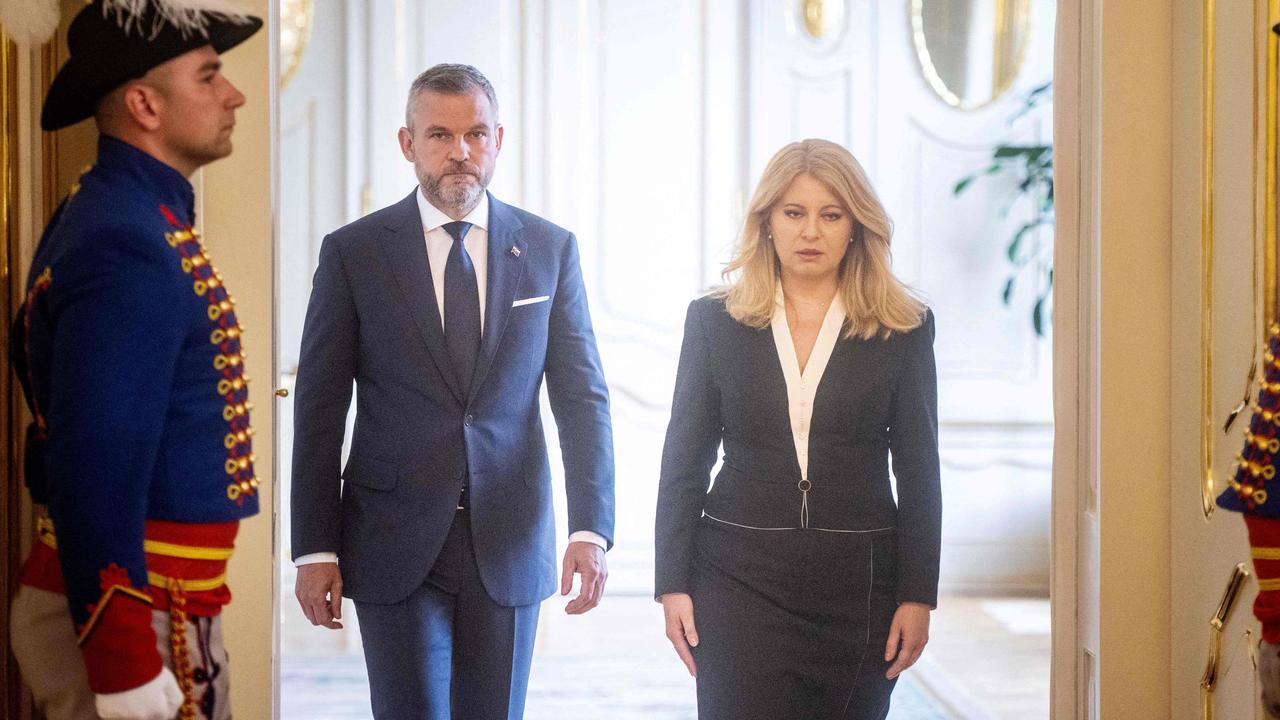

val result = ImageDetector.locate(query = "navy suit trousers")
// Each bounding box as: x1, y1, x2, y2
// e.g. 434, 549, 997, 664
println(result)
354, 511, 540, 720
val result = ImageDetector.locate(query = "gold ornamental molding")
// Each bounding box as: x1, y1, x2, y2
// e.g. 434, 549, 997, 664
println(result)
1201, 0, 1216, 521
1206, 0, 1280, 520
279, 0, 313, 90
1, 28, 20, 720
1266, 0, 1278, 329
909, 0, 1032, 111
802, 0, 836, 39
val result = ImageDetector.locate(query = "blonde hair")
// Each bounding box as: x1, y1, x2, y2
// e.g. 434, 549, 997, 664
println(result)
718, 139, 925, 339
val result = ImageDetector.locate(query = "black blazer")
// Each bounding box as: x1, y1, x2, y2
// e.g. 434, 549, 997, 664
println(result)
655, 295, 941, 607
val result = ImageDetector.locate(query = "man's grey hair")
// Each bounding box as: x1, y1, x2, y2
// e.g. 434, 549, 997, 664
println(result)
405, 63, 499, 130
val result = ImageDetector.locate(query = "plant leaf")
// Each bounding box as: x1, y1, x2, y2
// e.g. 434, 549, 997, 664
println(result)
1007, 221, 1042, 262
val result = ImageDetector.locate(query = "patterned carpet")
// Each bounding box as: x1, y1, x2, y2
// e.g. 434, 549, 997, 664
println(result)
280, 652, 950, 719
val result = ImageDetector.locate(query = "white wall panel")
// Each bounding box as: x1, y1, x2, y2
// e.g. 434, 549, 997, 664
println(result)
749, 0, 875, 179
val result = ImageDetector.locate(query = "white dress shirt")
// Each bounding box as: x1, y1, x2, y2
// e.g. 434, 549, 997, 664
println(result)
296, 190, 604, 567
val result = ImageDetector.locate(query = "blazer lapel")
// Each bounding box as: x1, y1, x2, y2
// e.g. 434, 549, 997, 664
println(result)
379, 190, 466, 405
469, 194, 526, 403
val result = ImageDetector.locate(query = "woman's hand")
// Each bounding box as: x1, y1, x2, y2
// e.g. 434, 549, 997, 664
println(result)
660, 592, 699, 677
884, 601, 931, 679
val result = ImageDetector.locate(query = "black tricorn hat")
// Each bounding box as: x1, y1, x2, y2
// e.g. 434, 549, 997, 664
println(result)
41, 0, 262, 131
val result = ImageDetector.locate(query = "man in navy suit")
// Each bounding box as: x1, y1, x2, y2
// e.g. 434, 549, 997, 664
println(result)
290, 63, 615, 719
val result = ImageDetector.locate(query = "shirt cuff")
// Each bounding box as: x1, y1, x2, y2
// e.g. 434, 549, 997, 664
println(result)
568, 531, 607, 550
94, 666, 183, 720
294, 552, 339, 566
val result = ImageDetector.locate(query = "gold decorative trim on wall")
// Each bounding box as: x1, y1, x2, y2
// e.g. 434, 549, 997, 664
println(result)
1266, 0, 1278, 327
1225, 0, 1273, 436
0, 30, 17, 720
1201, 0, 1217, 521
279, 0, 313, 90
1215, 0, 1280, 517
909, 0, 1031, 111
801, 0, 839, 40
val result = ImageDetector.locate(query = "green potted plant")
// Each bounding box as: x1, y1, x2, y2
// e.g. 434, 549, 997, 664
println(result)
953, 81, 1053, 336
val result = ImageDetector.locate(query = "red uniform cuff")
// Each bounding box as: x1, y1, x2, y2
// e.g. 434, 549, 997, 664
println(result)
78, 582, 162, 694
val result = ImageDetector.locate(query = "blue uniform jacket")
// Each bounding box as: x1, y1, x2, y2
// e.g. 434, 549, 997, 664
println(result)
13, 136, 258, 691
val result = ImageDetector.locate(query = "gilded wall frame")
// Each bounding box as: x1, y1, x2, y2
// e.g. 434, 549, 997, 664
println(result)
1, 31, 21, 720
1200, 0, 1280, 521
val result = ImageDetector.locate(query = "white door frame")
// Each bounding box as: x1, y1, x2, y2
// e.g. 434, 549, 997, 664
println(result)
264, 0, 1097, 715
1051, 0, 1099, 717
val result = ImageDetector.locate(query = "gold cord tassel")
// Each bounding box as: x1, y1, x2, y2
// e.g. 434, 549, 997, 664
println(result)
168, 579, 198, 720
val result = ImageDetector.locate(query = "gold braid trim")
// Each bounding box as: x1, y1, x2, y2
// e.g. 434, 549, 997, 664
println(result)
147, 571, 226, 593
74, 585, 153, 647
1257, 577, 1280, 591
37, 518, 234, 559
1252, 546, 1280, 560
36, 516, 57, 548
168, 579, 197, 720
143, 540, 233, 561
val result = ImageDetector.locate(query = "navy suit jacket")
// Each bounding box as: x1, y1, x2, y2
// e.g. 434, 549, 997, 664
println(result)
291, 190, 615, 607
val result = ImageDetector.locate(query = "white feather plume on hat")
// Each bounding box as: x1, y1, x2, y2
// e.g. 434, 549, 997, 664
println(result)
102, 0, 253, 39
0, 0, 252, 46
0, 0, 61, 45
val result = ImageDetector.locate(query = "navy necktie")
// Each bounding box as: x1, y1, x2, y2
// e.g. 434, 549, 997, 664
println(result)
442, 221, 481, 397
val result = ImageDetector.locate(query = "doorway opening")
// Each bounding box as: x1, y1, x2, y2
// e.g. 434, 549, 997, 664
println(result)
275, 1, 1056, 717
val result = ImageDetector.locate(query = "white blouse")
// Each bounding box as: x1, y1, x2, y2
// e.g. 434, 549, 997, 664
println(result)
768, 285, 849, 527
770, 288, 846, 487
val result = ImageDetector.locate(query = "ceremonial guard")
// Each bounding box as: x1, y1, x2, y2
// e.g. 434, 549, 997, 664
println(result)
6, 2, 262, 719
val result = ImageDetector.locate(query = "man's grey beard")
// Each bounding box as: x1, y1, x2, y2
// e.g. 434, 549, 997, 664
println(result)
422, 172, 487, 215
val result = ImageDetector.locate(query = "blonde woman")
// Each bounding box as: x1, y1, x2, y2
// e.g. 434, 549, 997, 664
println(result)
654, 139, 941, 719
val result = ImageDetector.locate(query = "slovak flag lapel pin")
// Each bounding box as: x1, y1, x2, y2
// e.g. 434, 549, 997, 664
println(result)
511, 246, 521, 258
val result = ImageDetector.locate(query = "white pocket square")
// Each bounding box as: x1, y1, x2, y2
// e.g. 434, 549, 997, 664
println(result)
512, 295, 550, 308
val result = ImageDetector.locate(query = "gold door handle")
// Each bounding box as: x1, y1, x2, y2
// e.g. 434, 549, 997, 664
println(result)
1201, 562, 1250, 720
276, 368, 297, 399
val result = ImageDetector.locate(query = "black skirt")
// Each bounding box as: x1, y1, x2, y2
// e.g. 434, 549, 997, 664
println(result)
688, 516, 900, 720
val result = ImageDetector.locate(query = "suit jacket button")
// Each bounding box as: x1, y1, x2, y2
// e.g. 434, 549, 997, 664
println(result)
464, 414, 473, 426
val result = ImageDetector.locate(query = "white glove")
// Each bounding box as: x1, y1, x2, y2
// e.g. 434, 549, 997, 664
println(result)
94, 666, 184, 720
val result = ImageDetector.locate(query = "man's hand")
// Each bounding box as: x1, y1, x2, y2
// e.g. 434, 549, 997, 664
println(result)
884, 601, 931, 679
560, 541, 607, 614
660, 592, 698, 677
295, 562, 344, 629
